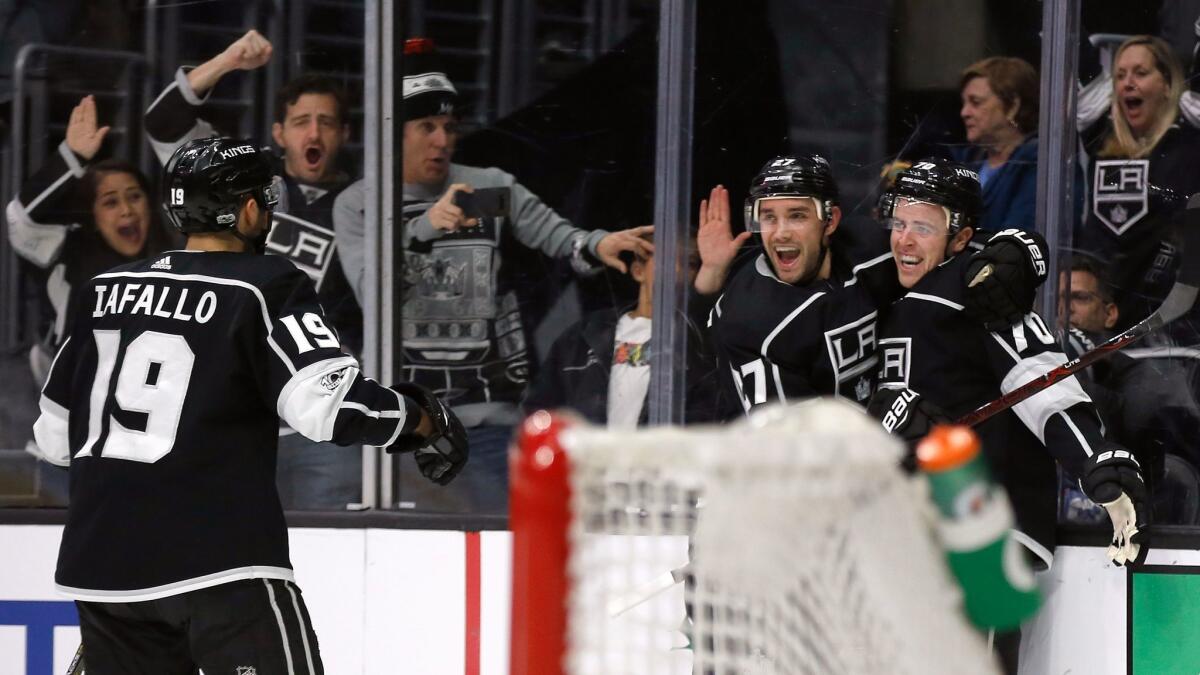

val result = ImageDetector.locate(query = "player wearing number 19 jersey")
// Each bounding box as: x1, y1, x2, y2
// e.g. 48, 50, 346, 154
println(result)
32, 138, 468, 674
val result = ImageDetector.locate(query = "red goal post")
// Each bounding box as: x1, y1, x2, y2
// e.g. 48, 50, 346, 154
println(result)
509, 401, 1000, 675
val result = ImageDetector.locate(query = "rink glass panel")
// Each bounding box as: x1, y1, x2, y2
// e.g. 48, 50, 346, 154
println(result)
0, 1, 1196, 528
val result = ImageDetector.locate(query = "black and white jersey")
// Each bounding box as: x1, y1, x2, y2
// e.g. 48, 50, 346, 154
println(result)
877, 253, 1103, 548
707, 250, 898, 411
144, 67, 363, 353
33, 250, 416, 602
1078, 122, 1200, 328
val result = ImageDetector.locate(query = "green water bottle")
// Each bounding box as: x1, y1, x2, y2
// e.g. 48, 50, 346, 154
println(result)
917, 425, 1041, 631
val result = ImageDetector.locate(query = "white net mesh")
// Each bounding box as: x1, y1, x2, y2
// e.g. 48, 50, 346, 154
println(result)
561, 399, 999, 675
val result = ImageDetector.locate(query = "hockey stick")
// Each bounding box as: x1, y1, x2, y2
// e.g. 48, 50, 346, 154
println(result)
957, 194, 1200, 427
607, 563, 692, 618
65, 643, 84, 675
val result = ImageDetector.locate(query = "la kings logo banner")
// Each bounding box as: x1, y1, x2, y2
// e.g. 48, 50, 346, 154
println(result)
1093, 159, 1149, 236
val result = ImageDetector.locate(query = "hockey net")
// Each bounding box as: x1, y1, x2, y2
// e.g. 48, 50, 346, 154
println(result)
509, 398, 999, 675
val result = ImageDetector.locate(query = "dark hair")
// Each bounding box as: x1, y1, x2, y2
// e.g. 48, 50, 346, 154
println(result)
79, 159, 154, 223
960, 57, 1040, 135
78, 159, 173, 255
274, 74, 349, 125
1069, 254, 1115, 304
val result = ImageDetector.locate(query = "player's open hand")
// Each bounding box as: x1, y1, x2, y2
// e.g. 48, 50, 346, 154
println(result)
428, 183, 477, 232
695, 185, 750, 294
220, 29, 273, 72
596, 225, 655, 274
65, 96, 110, 161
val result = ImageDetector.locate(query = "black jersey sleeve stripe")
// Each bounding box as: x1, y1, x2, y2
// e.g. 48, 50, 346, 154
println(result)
1043, 407, 1102, 482
330, 375, 412, 447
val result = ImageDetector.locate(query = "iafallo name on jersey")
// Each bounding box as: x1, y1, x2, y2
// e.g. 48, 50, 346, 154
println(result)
91, 281, 218, 324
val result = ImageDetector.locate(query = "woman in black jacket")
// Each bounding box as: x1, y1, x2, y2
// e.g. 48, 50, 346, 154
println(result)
1076, 36, 1200, 331
5, 95, 176, 382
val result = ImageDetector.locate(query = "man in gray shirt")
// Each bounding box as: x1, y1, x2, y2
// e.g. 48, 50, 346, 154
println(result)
334, 39, 651, 512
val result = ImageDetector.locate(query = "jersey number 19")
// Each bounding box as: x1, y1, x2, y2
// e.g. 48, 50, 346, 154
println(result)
76, 329, 196, 463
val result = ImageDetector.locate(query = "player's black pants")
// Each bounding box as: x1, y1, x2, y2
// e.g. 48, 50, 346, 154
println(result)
75, 578, 323, 675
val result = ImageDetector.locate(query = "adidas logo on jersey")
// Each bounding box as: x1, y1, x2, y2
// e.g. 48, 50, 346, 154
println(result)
151, 256, 172, 270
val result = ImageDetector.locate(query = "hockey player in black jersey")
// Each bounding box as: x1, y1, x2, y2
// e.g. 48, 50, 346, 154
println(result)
700, 155, 1049, 412
867, 158, 1148, 569
699, 155, 903, 409
32, 138, 468, 674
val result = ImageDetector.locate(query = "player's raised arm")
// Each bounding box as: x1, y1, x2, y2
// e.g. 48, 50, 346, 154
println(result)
695, 185, 751, 295
144, 30, 273, 165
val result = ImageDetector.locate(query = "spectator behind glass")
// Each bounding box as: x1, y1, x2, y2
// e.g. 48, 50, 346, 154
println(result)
5, 95, 175, 384
954, 57, 1041, 232
143, 29, 365, 510
1058, 255, 1200, 525
522, 230, 722, 428
1077, 35, 1200, 331
333, 39, 653, 513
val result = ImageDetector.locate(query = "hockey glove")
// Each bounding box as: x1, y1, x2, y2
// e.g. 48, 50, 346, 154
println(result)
963, 229, 1049, 330
866, 387, 950, 470
1080, 443, 1150, 566
389, 382, 469, 486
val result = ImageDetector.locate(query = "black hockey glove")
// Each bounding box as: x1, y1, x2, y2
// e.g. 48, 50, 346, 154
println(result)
1080, 443, 1150, 566
389, 382, 469, 486
866, 387, 950, 471
963, 229, 1049, 330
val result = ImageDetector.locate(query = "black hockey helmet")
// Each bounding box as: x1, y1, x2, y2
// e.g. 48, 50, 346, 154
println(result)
162, 137, 280, 235
745, 154, 839, 231
878, 158, 982, 233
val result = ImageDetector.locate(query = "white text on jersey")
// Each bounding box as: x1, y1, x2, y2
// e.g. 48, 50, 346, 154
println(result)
92, 283, 218, 324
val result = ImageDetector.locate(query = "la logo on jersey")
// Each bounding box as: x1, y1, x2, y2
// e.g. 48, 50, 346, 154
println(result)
877, 337, 912, 388
1093, 160, 1149, 235
824, 313, 879, 402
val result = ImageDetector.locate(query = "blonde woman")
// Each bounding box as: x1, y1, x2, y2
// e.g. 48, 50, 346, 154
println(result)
1078, 35, 1200, 329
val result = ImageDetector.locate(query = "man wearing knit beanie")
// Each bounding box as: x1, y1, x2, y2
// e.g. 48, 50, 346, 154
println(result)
335, 38, 653, 513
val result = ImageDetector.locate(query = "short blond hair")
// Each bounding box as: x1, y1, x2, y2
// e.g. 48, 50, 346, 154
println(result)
1100, 35, 1184, 159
